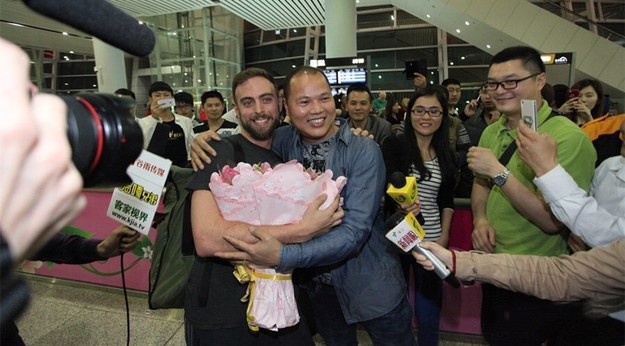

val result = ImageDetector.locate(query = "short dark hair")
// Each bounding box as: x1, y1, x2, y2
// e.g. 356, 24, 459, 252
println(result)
231, 68, 277, 102
174, 91, 193, 105
284, 66, 329, 100
442, 78, 461, 87
490, 46, 545, 74
201, 90, 224, 106
148, 81, 173, 96
114, 88, 135, 100
346, 83, 373, 103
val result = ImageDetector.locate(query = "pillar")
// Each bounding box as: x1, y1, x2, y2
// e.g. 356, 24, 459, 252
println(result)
325, 0, 357, 58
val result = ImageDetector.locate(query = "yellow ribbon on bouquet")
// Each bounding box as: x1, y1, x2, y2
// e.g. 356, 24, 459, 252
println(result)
233, 263, 292, 332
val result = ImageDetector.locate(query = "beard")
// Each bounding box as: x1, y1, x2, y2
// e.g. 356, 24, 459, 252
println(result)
240, 114, 279, 141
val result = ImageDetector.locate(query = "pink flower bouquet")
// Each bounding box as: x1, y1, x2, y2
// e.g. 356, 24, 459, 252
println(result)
209, 160, 346, 331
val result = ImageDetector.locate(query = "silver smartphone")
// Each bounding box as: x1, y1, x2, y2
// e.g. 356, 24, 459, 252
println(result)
521, 99, 537, 131
157, 98, 175, 108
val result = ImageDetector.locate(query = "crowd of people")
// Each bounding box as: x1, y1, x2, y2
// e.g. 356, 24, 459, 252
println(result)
2, 34, 623, 346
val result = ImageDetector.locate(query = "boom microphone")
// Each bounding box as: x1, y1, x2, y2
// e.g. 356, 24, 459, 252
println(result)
23, 0, 156, 57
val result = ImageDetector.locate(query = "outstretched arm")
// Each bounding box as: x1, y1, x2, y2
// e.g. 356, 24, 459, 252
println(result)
415, 240, 625, 304
516, 122, 622, 247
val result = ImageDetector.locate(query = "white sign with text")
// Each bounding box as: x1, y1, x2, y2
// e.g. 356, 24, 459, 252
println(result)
107, 150, 171, 235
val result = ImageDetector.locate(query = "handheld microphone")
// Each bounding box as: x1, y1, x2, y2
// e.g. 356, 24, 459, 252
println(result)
385, 212, 460, 288
387, 172, 417, 205
23, 0, 156, 57
386, 172, 425, 225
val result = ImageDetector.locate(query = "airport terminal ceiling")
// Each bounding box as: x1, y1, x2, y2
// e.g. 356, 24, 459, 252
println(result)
3, 0, 623, 54
1, 0, 623, 100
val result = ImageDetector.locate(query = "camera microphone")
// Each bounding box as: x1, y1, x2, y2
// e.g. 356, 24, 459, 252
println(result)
23, 0, 155, 57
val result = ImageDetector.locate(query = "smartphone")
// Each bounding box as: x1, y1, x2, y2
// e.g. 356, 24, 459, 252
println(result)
157, 98, 175, 108
567, 89, 580, 100
404, 58, 427, 80
521, 99, 537, 131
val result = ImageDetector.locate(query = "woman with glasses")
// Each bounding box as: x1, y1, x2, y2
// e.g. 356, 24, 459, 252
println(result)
381, 86, 456, 346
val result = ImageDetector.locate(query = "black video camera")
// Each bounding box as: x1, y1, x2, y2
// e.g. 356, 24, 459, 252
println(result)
64, 93, 143, 188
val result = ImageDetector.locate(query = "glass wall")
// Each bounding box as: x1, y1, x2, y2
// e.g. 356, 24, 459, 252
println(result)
244, 5, 494, 94
25, 47, 97, 95
23, 6, 243, 117
143, 7, 243, 111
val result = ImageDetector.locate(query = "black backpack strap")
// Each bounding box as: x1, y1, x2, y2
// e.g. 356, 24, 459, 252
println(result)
186, 135, 246, 307
498, 141, 517, 166
499, 110, 561, 166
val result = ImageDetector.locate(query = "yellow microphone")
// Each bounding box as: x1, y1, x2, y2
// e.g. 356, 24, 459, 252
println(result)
386, 172, 426, 225
386, 172, 418, 206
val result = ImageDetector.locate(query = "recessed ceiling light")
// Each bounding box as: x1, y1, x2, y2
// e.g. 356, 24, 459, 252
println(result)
465, 21, 470, 26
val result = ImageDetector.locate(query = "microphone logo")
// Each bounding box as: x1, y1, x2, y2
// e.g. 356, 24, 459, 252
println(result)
386, 172, 418, 206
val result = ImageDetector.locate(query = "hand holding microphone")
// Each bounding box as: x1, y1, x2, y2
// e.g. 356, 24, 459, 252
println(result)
385, 172, 460, 288
386, 171, 425, 225
385, 212, 460, 288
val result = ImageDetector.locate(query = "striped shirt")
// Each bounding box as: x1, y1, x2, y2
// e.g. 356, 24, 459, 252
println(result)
408, 158, 442, 241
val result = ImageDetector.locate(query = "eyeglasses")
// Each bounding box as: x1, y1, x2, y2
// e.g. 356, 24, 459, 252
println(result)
411, 107, 443, 117
483, 72, 541, 91
175, 104, 192, 109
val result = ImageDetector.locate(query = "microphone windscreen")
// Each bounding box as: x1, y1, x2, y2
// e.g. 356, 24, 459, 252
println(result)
389, 172, 407, 188
23, 0, 155, 57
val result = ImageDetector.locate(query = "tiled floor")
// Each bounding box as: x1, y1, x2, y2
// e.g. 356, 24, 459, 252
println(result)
16, 275, 487, 345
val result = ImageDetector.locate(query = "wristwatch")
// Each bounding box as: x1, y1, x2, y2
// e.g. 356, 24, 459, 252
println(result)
492, 168, 511, 187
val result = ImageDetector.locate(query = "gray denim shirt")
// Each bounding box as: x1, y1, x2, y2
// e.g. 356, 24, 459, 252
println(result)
271, 121, 407, 323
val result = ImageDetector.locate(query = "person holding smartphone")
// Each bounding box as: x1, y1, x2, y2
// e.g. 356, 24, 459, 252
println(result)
138, 81, 195, 167
558, 79, 605, 126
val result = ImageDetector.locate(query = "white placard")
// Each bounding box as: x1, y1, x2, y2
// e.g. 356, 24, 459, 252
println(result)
107, 150, 171, 235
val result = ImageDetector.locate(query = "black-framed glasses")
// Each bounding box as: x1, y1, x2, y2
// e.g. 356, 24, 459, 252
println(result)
411, 107, 443, 117
484, 72, 541, 91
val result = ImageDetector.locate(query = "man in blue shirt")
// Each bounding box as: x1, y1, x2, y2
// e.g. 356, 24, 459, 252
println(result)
212, 66, 415, 346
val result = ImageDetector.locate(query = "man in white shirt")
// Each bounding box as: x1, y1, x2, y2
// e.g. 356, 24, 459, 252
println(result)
516, 119, 625, 247
138, 81, 194, 167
